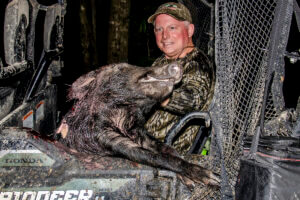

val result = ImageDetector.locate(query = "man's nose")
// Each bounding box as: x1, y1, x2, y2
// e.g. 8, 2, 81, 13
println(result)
162, 30, 169, 39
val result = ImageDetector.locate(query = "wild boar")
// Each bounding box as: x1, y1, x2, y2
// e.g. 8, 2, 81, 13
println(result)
56, 62, 219, 186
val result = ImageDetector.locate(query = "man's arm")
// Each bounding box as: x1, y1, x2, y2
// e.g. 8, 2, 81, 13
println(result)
162, 61, 213, 114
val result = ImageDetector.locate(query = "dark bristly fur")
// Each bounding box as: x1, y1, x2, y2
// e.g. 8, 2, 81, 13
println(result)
57, 63, 220, 186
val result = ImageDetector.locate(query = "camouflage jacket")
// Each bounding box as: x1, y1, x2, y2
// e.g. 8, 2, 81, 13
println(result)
145, 48, 215, 155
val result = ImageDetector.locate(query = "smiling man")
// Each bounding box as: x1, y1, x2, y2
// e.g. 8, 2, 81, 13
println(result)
145, 2, 215, 155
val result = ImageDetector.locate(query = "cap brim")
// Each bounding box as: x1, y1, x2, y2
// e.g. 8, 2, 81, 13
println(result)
147, 12, 163, 24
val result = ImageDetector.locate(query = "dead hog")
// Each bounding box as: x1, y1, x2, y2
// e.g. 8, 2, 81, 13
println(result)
57, 62, 219, 186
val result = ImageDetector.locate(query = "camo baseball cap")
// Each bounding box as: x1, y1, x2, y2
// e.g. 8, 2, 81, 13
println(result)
148, 2, 192, 24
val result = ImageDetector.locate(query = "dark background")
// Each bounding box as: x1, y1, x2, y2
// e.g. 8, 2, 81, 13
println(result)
62, 0, 170, 81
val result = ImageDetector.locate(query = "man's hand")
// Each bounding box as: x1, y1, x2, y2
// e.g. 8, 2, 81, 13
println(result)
161, 98, 170, 107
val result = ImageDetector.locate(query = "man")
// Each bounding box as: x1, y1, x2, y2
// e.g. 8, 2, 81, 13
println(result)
145, 2, 215, 155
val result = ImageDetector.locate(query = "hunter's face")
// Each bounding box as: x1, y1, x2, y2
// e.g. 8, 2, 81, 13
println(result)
154, 14, 194, 59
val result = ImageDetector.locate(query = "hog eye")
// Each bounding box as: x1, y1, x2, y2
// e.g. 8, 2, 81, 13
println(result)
138, 72, 152, 82
140, 72, 149, 79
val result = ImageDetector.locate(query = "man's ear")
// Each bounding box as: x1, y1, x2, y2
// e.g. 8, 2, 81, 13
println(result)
188, 24, 195, 38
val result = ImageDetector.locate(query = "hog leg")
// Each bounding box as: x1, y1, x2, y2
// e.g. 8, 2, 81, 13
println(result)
98, 130, 220, 186
133, 128, 181, 157
135, 130, 200, 189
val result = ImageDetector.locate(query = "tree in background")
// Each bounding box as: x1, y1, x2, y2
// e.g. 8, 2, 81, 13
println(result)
79, 0, 98, 68
107, 0, 131, 64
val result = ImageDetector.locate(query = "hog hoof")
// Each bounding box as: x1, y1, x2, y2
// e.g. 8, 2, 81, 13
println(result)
177, 174, 196, 191
203, 171, 221, 186
188, 165, 221, 186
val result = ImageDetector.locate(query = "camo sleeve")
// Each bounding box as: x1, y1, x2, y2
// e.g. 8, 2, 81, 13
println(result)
164, 59, 213, 114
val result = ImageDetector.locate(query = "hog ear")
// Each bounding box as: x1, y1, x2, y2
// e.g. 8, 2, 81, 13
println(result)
68, 70, 98, 100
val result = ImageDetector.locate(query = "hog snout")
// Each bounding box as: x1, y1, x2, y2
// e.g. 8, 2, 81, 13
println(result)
168, 64, 180, 76
139, 63, 182, 84
167, 63, 182, 84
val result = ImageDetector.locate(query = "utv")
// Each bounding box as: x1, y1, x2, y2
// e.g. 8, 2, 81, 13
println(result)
1, 0, 299, 199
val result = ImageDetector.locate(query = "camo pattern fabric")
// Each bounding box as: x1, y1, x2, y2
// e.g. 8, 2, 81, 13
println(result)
145, 48, 215, 154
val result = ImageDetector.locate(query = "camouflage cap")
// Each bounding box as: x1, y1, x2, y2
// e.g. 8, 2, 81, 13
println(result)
148, 2, 192, 24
